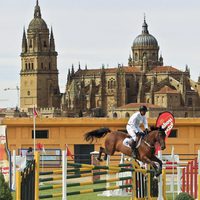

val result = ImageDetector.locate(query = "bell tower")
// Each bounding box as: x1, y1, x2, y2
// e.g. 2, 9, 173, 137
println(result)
20, 0, 60, 110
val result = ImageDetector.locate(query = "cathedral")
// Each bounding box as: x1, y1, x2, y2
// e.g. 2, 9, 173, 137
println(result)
20, 1, 200, 118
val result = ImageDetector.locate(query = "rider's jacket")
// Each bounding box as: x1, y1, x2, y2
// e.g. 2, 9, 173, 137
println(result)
127, 111, 148, 133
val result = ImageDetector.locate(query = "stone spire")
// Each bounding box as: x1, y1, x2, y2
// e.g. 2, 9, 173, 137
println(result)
50, 27, 55, 51
22, 27, 27, 53
34, 0, 41, 18
78, 62, 81, 70
71, 64, 75, 75
128, 54, 132, 66
67, 68, 71, 82
159, 53, 163, 65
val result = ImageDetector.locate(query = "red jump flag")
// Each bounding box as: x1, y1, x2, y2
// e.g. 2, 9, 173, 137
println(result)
37, 143, 46, 154
66, 145, 74, 160
33, 107, 38, 118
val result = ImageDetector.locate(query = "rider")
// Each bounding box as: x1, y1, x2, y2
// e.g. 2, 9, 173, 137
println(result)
123, 105, 149, 158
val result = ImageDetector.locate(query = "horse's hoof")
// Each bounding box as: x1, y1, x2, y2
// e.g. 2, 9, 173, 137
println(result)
153, 176, 158, 180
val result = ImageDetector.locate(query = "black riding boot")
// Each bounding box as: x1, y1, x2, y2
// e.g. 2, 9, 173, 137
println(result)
129, 140, 137, 159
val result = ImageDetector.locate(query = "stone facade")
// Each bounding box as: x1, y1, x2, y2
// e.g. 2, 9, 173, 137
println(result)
20, 1, 200, 118
64, 20, 200, 117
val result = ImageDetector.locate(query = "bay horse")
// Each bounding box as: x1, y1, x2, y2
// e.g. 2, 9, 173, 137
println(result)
84, 126, 166, 177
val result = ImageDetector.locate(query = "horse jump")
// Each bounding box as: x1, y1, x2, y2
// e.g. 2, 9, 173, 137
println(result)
16, 151, 165, 200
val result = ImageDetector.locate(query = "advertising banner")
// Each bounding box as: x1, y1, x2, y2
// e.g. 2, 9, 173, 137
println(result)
0, 125, 9, 182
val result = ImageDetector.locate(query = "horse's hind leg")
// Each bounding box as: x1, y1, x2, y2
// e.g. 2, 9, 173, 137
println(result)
99, 147, 108, 160
97, 147, 105, 161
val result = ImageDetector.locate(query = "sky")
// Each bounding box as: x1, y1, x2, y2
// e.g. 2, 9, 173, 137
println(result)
0, 0, 200, 108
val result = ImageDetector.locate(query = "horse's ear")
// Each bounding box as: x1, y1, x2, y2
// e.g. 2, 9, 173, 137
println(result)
150, 126, 158, 131
158, 126, 165, 131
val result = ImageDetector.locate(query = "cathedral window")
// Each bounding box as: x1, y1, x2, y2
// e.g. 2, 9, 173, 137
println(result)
126, 80, 130, 88
188, 98, 193, 106
108, 78, 116, 89
29, 39, 32, 48
134, 53, 138, 61
44, 41, 47, 47
143, 52, 147, 57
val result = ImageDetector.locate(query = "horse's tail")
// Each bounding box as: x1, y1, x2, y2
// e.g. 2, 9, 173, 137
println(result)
84, 127, 111, 143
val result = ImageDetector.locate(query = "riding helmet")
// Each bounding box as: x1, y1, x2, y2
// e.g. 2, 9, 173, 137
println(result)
139, 105, 148, 112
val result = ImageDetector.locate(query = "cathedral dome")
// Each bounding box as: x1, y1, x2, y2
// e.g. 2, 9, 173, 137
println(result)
133, 19, 158, 47
28, 18, 48, 30
28, 0, 48, 31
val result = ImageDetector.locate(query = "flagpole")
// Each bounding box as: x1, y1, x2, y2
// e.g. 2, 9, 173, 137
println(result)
33, 113, 36, 153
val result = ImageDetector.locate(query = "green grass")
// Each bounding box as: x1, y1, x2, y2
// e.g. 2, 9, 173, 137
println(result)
12, 183, 177, 200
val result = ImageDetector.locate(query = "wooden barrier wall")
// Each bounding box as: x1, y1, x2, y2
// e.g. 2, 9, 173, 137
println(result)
2, 117, 200, 156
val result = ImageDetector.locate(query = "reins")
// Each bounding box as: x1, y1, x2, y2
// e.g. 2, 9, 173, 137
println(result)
142, 131, 157, 149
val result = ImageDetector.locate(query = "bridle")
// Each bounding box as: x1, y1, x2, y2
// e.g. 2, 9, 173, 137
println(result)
142, 129, 165, 149
142, 131, 155, 149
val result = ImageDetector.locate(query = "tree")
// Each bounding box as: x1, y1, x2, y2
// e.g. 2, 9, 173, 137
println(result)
175, 192, 194, 200
0, 172, 12, 200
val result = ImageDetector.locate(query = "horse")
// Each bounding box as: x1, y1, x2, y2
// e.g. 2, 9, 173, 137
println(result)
84, 126, 166, 177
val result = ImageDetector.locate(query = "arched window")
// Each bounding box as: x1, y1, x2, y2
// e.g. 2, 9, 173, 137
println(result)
125, 112, 130, 118
25, 63, 28, 70
41, 63, 44, 69
49, 63, 51, 70
31, 63, 34, 70
134, 53, 138, 61
44, 41, 47, 47
108, 78, 116, 89
113, 112, 117, 118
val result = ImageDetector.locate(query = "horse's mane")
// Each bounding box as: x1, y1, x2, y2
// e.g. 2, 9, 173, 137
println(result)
150, 126, 159, 131
149, 126, 166, 137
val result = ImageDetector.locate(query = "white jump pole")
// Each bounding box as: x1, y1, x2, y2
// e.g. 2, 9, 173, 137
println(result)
198, 150, 200, 200
12, 150, 16, 191
157, 150, 163, 200
62, 150, 67, 200
171, 146, 175, 200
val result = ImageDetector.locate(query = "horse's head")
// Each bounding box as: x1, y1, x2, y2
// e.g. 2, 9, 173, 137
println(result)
156, 126, 166, 150
149, 126, 166, 150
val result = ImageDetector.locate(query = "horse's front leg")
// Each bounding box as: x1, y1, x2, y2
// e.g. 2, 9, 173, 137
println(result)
142, 156, 160, 177
151, 155, 163, 177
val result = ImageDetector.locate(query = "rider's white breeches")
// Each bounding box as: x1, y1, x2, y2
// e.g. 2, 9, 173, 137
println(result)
126, 125, 137, 141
